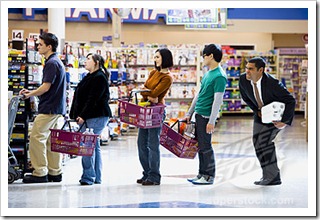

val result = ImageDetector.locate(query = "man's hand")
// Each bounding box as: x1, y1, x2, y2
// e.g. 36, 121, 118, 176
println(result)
19, 89, 31, 99
272, 121, 287, 129
206, 123, 215, 134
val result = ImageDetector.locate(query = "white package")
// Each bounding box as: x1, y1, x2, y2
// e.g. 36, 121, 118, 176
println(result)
261, 101, 285, 124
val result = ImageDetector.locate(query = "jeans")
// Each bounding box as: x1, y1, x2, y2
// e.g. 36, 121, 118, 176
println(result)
195, 114, 215, 178
79, 116, 109, 184
137, 112, 165, 183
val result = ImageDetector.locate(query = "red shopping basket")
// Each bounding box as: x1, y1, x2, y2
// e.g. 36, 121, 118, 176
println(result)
50, 120, 98, 156
160, 120, 198, 159
118, 90, 165, 129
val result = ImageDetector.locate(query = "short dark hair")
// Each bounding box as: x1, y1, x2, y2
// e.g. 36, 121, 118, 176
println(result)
202, 44, 223, 63
39, 32, 59, 52
248, 57, 266, 72
155, 48, 173, 71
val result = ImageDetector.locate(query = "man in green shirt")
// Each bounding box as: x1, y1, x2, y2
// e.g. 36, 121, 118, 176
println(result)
185, 44, 227, 185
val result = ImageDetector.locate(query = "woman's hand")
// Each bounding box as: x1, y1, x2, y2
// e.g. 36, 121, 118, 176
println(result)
76, 117, 84, 125
148, 96, 158, 103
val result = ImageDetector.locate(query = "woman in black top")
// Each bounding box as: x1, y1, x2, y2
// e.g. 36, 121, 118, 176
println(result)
70, 53, 112, 185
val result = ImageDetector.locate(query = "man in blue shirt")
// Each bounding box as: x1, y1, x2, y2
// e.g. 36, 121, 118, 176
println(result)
19, 32, 66, 183
185, 44, 227, 185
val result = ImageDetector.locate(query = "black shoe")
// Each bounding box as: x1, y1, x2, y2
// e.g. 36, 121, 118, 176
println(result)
142, 180, 160, 186
23, 175, 48, 183
137, 178, 148, 184
137, 179, 144, 184
48, 174, 62, 182
254, 178, 264, 185
80, 182, 90, 185
254, 178, 282, 186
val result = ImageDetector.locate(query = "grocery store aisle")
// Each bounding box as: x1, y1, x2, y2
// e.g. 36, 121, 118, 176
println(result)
7, 115, 309, 214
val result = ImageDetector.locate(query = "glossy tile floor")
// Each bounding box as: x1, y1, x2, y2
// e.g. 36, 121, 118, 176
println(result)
6, 115, 313, 216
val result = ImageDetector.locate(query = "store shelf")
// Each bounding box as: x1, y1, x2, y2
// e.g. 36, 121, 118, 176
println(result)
129, 64, 196, 68
165, 97, 194, 101
223, 98, 242, 101
278, 53, 307, 112
172, 82, 196, 85
8, 38, 42, 174
225, 87, 239, 90
222, 110, 252, 114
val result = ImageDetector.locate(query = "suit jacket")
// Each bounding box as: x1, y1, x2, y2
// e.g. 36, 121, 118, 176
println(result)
239, 72, 296, 125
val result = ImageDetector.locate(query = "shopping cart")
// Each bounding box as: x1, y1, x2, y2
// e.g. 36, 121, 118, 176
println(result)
118, 89, 165, 129
50, 120, 99, 156
160, 119, 198, 159
8, 95, 24, 183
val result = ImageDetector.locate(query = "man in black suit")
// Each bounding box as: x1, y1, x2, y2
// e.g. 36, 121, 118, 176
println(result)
239, 57, 296, 186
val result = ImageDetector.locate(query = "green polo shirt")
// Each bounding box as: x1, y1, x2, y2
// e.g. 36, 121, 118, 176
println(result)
195, 66, 227, 117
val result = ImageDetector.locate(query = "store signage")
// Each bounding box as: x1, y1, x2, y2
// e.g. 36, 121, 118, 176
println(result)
185, 23, 227, 30
103, 36, 112, 42
167, 9, 220, 25
29, 33, 40, 42
22, 8, 167, 24
12, 30, 24, 41
167, 8, 227, 30
278, 48, 307, 55
302, 34, 308, 43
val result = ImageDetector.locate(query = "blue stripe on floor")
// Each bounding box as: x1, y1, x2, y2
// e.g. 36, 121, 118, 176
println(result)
84, 201, 231, 208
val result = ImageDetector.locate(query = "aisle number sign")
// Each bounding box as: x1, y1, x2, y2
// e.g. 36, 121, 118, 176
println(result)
12, 30, 24, 41
29, 33, 40, 42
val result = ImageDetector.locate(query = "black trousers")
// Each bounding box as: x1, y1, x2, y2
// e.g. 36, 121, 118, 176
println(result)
195, 114, 215, 178
253, 121, 281, 180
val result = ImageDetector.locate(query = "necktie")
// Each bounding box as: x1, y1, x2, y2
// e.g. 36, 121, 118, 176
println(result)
253, 82, 263, 109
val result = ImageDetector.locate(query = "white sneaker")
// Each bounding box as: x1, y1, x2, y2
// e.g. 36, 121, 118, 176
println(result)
192, 176, 214, 185
187, 174, 202, 183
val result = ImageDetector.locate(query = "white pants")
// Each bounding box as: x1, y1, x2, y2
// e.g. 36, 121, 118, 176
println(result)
29, 114, 63, 177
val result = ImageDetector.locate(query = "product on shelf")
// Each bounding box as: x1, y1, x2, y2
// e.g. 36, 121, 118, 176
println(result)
278, 50, 308, 111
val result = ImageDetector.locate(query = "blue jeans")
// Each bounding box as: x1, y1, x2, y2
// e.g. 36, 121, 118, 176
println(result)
79, 116, 109, 184
195, 114, 215, 178
137, 112, 165, 183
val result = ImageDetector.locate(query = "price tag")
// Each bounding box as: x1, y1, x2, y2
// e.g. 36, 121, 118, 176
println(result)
12, 30, 24, 41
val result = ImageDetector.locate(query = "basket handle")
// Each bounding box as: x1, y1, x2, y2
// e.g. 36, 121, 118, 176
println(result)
129, 89, 151, 104
60, 119, 88, 132
170, 119, 196, 135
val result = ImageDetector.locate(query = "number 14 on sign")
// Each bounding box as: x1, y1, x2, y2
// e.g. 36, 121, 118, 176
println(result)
12, 30, 24, 41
